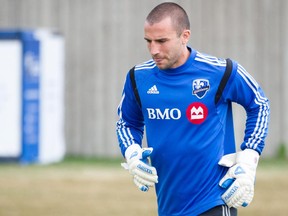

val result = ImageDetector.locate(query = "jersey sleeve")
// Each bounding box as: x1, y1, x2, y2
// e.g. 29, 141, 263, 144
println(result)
116, 72, 144, 157
223, 62, 270, 155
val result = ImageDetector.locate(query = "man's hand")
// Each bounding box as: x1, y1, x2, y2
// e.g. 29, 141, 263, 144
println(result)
218, 149, 259, 208
121, 144, 158, 192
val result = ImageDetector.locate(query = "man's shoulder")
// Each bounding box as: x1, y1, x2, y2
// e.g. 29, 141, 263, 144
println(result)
134, 59, 157, 73
192, 51, 236, 77
194, 51, 227, 67
128, 59, 157, 82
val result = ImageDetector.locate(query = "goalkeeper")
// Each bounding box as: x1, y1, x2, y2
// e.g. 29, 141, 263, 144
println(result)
116, 2, 270, 216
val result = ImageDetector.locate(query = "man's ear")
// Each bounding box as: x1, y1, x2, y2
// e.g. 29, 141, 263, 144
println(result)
182, 29, 191, 44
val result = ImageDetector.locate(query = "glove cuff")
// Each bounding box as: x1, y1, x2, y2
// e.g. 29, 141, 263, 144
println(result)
125, 144, 142, 162
237, 149, 259, 169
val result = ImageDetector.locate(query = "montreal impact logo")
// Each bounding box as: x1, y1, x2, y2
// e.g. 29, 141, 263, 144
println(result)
192, 79, 210, 99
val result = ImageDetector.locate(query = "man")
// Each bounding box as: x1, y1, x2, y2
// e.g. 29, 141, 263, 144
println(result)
116, 2, 270, 216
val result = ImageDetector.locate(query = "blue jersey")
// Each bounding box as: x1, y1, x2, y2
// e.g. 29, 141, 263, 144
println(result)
116, 48, 270, 216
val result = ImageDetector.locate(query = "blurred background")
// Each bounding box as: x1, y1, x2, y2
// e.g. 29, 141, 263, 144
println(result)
0, 0, 287, 163
0, 1, 287, 216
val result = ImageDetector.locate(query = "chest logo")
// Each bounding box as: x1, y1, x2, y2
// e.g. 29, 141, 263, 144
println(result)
186, 102, 208, 124
147, 85, 159, 94
192, 79, 210, 99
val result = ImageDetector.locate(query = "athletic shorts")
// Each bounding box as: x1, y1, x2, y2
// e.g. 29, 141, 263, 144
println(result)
199, 205, 237, 216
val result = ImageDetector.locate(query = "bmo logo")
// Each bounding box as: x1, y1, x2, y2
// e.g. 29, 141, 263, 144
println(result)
186, 102, 208, 124
146, 108, 181, 120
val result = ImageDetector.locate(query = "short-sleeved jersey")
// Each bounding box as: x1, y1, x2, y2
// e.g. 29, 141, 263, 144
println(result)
116, 48, 270, 216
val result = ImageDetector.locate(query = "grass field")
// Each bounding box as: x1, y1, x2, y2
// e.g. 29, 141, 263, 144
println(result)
0, 158, 287, 216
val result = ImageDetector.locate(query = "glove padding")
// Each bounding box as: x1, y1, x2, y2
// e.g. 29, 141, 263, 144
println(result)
121, 144, 158, 192
218, 149, 259, 208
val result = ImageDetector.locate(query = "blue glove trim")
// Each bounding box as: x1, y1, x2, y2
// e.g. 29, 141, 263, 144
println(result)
242, 202, 248, 207
220, 178, 235, 189
234, 166, 246, 175
142, 149, 152, 159
140, 185, 149, 192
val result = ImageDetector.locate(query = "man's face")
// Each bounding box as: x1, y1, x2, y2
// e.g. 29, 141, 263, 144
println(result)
144, 17, 189, 70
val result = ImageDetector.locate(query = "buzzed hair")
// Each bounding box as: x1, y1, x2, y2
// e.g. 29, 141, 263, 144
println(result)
146, 2, 190, 35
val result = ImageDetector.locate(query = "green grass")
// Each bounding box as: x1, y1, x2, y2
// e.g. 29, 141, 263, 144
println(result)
63, 156, 288, 168
0, 156, 287, 216
258, 157, 288, 169
1, 155, 287, 169
56, 156, 123, 167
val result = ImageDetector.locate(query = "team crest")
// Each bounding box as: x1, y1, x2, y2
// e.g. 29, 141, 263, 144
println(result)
192, 79, 210, 99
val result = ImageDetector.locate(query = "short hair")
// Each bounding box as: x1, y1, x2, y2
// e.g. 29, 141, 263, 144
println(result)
146, 2, 190, 35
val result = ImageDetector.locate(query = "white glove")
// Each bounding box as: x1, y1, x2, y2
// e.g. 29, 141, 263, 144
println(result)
218, 149, 259, 208
121, 144, 158, 192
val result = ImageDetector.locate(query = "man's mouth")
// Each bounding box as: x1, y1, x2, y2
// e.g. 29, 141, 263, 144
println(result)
153, 57, 163, 64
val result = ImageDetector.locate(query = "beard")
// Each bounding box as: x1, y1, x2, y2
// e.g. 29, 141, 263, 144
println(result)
153, 55, 180, 70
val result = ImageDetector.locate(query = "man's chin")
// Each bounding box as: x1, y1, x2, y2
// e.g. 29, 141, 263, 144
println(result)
156, 63, 169, 70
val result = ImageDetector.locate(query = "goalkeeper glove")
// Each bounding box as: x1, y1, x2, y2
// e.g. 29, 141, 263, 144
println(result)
121, 144, 158, 192
218, 148, 259, 208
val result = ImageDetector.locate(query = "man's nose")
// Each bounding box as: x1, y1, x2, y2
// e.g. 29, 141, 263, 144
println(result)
149, 41, 159, 56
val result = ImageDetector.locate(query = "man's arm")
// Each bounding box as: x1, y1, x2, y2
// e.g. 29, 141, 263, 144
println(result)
116, 72, 145, 156
116, 71, 158, 191
224, 62, 270, 154
219, 61, 270, 208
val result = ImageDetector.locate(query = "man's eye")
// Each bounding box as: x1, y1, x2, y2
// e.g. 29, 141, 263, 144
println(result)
145, 39, 152, 43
